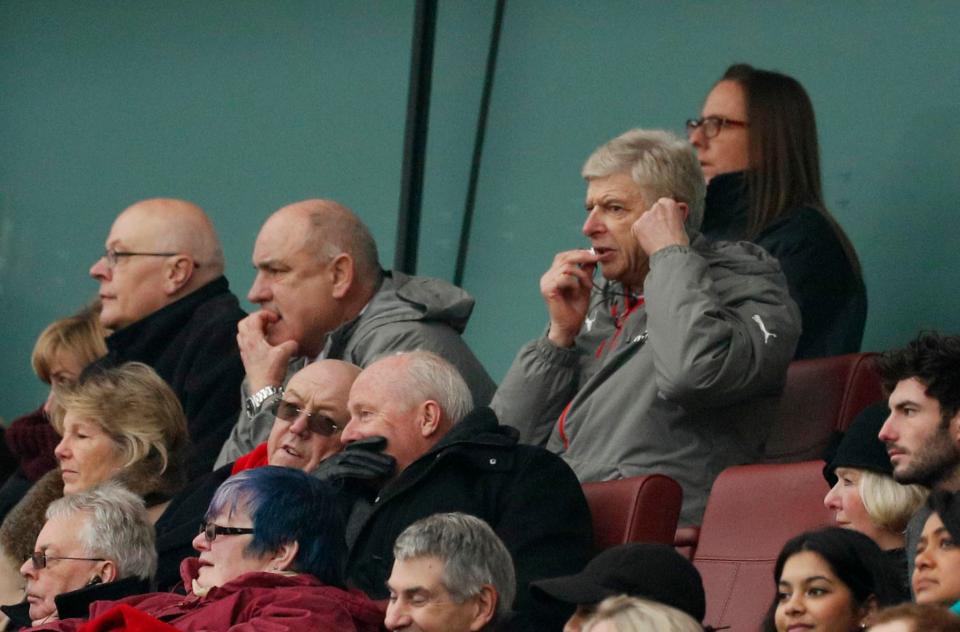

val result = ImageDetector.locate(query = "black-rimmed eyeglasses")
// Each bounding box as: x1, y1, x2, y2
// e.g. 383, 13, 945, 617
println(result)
270, 400, 341, 437
30, 551, 105, 570
100, 249, 200, 268
199, 522, 256, 543
685, 116, 749, 139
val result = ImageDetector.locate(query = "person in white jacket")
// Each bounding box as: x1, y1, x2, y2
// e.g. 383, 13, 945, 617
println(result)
493, 128, 801, 525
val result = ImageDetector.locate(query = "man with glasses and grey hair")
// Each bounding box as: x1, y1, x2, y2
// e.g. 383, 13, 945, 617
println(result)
386, 512, 516, 632
86, 198, 246, 476
336, 350, 592, 632
1, 484, 154, 628
493, 128, 801, 526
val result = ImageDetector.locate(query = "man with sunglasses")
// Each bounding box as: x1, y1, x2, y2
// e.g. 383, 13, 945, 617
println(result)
86, 198, 246, 477
1, 485, 155, 628
151, 359, 364, 591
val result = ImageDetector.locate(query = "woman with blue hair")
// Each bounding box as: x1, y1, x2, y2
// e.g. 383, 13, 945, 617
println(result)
32, 466, 385, 631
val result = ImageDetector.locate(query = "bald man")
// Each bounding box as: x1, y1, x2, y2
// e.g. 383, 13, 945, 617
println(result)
152, 359, 359, 591
216, 199, 494, 466
87, 198, 246, 476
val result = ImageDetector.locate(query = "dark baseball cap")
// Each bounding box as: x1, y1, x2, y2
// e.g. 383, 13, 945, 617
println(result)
530, 543, 706, 623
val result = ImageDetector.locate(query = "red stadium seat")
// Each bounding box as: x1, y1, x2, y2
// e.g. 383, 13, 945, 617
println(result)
582, 474, 682, 552
693, 461, 833, 632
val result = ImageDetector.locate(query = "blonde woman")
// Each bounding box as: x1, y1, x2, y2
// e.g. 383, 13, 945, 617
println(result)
582, 595, 703, 632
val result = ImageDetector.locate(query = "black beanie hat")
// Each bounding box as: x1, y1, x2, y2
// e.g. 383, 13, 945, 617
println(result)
530, 543, 706, 623
823, 401, 893, 488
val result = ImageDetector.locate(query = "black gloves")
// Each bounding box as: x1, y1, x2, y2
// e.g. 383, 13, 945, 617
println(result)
312, 435, 396, 483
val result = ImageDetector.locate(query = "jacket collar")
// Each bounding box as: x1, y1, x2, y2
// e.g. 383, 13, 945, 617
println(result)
105, 276, 231, 354
178, 557, 325, 601
701, 170, 749, 240
55, 575, 153, 620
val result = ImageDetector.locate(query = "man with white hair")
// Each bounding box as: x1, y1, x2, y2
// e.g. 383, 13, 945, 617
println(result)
1, 484, 155, 628
87, 198, 246, 476
386, 513, 516, 632
336, 351, 592, 632
493, 129, 801, 525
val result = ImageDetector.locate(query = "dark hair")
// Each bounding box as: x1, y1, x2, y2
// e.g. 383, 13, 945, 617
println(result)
930, 490, 960, 543
720, 63, 862, 280
875, 332, 960, 424
868, 602, 960, 631
762, 527, 901, 631
206, 466, 346, 586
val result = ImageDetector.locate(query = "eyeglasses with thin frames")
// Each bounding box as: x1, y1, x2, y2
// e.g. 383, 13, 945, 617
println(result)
100, 249, 200, 269
685, 116, 749, 139
30, 550, 105, 570
270, 400, 341, 436
199, 522, 256, 543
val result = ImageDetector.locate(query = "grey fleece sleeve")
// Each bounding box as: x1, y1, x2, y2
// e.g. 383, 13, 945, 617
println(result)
213, 375, 278, 468
491, 335, 582, 446
643, 244, 801, 408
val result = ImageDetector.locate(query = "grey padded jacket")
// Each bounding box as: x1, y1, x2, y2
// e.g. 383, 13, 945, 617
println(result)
216, 270, 496, 467
492, 236, 801, 524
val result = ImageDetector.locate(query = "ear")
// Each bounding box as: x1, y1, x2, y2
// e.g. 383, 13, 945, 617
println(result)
676, 201, 690, 223
418, 400, 444, 439
162, 255, 195, 295
98, 560, 118, 583
858, 594, 878, 626
950, 411, 960, 445
468, 585, 498, 631
269, 540, 300, 572
328, 253, 355, 299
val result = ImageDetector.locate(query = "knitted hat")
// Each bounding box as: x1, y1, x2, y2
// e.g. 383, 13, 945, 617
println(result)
530, 543, 706, 623
823, 402, 893, 488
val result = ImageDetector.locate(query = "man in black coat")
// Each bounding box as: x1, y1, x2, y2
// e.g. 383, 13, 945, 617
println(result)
334, 351, 593, 632
86, 198, 245, 477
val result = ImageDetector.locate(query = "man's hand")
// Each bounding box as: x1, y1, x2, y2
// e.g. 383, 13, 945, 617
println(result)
540, 249, 599, 348
312, 436, 397, 483
237, 310, 298, 392
632, 197, 689, 256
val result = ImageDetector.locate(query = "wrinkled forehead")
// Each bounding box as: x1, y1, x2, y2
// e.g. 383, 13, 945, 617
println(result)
286, 369, 353, 413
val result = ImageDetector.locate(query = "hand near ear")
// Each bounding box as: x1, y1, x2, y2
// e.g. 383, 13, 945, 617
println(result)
631, 197, 689, 256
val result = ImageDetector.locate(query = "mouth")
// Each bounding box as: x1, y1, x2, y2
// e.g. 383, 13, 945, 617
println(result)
591, 246, 616, 262
913, 577, 937, 592
785, 625, 814, 631
281, 444, 302, 459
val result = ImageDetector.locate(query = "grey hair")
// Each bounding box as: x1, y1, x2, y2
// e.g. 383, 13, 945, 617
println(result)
581, 129, 706, 233
394, 512, 515, 626
45, 482, 157, 581
306, 202, 381, 288
582, 595, 703, 632
392, 351, 473, 424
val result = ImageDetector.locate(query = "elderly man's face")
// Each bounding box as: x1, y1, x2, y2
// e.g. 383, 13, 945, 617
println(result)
342, 356, 432, 473
385, 556, 489, 632
582, 172, 652, 291
21, 513, 105, 625
247, 210, 341, 358
266, 363, 353, 472
89, 208, 174, 330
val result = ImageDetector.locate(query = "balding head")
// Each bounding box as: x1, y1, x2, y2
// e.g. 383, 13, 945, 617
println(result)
90, 198, 226, 329
266, 359, 361, 472
247, 199, 382, 357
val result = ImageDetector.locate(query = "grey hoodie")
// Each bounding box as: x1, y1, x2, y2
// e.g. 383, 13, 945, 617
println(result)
493, 236, 801, 524
216, 271, 495, 467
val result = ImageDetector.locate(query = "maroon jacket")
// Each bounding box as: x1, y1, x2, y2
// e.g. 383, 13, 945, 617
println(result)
34, 559, 386, 632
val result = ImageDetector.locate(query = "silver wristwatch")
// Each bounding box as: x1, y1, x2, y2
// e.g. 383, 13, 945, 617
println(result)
244, 384, 283, 417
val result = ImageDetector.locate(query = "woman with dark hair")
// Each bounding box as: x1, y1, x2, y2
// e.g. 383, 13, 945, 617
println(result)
31, 467, 384, 631
764, 527, 903, 632
687, 63, 866, 359
913, 491, 960, 613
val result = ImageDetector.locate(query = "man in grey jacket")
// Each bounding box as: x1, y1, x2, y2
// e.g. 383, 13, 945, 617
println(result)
216, 199, 495, 467
492, 129, 801, 525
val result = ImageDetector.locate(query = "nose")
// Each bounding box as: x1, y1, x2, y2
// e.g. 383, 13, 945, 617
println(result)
288, 413, 310, 437
783, 591, 805, 615
43, 388, 57, 416
915, 544, 934, 571
384, 601, 411, 630
247, 272, 271, 304
340, 416, 362, 444
20, 557, 36, 579
688, 124, 707, 149
89, 255, 110, 281
878, 414, 897, 443
192, 530, 210, 553
54, 436, 69, 461
581, 207, 605, 238
823, 482, 842, 511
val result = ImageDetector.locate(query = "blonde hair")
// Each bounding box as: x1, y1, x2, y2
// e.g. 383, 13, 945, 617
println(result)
31, 302, 107, 383
582, 595, 703, 632
859, 469, 928, 533
53, 362, 188, 475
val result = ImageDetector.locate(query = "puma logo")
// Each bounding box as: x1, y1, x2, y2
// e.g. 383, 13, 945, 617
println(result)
752, 315, 777, 344
584, 312, 596, 332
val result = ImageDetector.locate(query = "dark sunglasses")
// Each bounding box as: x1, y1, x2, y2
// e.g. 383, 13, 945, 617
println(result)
199, 522, 256, 543
30, 550, 105, 570
270, 400, 341, 437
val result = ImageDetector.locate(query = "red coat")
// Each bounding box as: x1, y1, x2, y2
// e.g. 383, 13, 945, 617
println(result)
35, 559, 386, 632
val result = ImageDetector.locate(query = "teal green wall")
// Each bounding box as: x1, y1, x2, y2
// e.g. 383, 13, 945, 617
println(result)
3, 1, 959, 424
